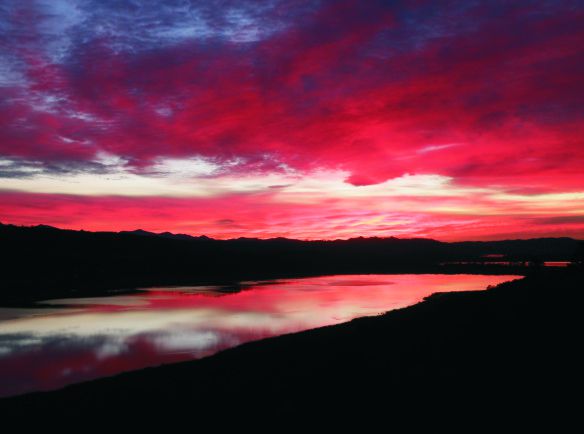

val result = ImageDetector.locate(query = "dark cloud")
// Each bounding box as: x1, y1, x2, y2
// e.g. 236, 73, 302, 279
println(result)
0, 157, 114, 178
535, 216, 584, 225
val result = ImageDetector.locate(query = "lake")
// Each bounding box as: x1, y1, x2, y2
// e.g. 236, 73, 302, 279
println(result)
0, 273, 519, 397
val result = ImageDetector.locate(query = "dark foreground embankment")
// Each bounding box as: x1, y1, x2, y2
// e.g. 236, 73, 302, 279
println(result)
1, 268, 572, 422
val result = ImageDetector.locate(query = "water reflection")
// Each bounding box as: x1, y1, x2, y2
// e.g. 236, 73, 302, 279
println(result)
0, 274, 518, 397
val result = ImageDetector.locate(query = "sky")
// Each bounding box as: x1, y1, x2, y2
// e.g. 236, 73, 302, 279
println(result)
1, 0, 583, 241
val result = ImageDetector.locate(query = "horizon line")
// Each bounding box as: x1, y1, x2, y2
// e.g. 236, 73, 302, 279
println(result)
2, 221, 582, 244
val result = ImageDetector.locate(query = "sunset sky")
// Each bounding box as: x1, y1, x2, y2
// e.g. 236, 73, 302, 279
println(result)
1, 0, 583, 240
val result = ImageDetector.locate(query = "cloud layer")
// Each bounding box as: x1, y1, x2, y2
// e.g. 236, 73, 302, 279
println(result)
1, 0, 583, 239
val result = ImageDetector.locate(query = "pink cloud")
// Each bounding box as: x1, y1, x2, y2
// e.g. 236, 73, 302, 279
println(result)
2, 190, 584, 241
1, 1, 583, 239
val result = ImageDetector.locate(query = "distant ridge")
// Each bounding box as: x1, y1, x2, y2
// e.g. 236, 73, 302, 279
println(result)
4, 221, 579, 244
1, 221, 582, 304
119, 229, 212, 241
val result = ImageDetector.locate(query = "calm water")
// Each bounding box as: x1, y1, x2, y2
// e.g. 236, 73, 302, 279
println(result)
0, 274, 519, 397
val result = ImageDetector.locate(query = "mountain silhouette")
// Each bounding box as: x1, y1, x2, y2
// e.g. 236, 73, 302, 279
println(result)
0, 222, 581, 304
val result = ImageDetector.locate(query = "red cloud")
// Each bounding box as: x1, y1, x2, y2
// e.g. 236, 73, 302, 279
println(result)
1, 3, 582, 181
1, 1, 584, 239
2, 190, 584, 241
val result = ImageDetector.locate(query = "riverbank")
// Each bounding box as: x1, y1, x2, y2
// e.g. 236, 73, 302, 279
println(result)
1, 266, 564, 421
0, 264, 531, 307
2, 223, 579, 305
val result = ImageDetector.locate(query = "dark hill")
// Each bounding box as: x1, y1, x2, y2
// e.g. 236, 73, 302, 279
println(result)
0, 222, 581, 303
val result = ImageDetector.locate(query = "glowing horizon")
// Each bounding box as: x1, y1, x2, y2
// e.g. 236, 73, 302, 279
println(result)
1, 1, 583, 241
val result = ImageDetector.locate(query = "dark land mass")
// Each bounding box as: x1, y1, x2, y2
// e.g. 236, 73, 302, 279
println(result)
1, 222, 582, 304
1, 267, 573, 422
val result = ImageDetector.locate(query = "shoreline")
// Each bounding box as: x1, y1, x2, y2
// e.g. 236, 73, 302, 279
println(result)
2, 223, 578, 305
0, 264, 533, 307
2, 267, 567, 418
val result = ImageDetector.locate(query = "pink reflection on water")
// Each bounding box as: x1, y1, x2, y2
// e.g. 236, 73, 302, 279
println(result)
543, 261, 571, 267
0, 274, 519, 397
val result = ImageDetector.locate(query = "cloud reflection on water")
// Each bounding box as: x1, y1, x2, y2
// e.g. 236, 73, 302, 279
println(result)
0, 274, 519, 397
